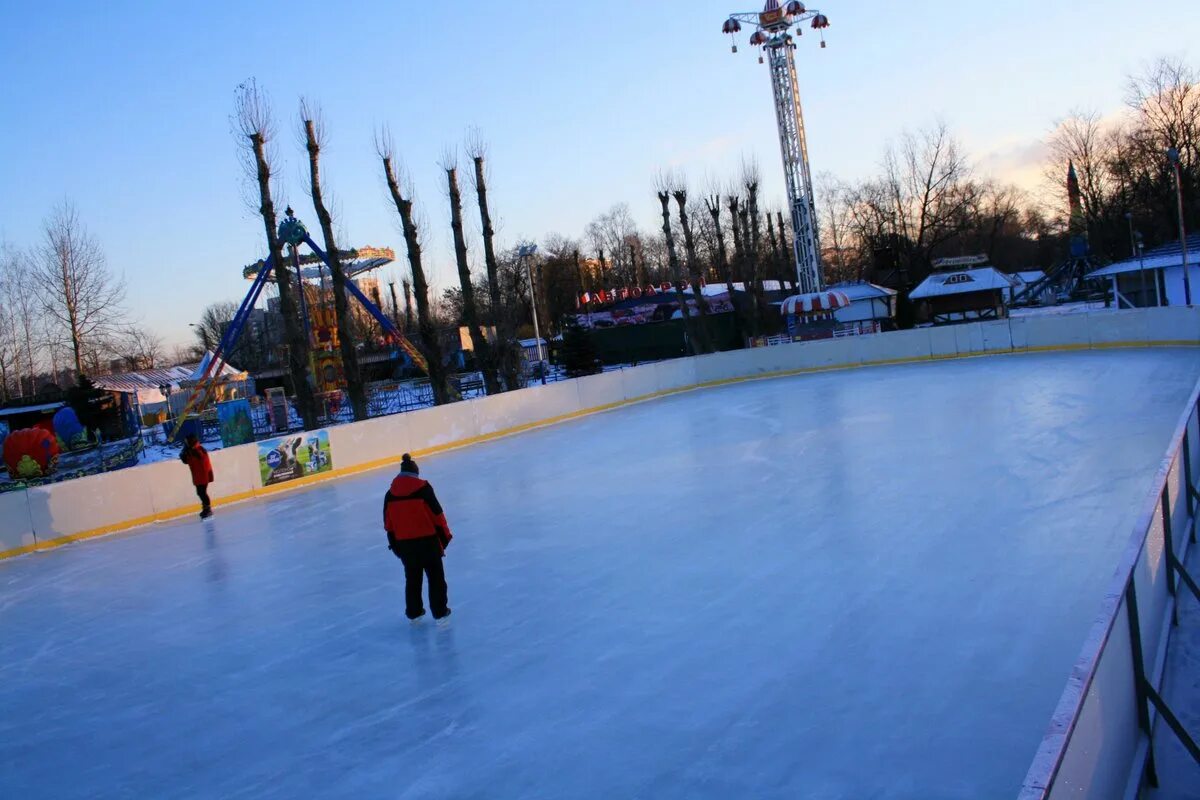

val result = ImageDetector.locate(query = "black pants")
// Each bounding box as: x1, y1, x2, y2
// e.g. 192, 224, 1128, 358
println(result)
394, 537, 448, 618
195, 484, 211, 512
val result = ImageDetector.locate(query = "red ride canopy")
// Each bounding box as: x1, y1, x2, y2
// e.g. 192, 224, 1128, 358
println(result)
780, 290, 851, 316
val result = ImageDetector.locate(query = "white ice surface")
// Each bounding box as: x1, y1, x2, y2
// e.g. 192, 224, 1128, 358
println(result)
2, 349, 1200, 799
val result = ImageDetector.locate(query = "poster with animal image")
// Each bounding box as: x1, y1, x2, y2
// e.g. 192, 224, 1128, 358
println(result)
257, 430, 333, 487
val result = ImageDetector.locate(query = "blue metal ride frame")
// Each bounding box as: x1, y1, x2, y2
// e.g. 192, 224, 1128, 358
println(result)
291, 245, 313, 344
302, 236, 402, 337
182, 229, 416, 437
217, 255, 275, 361
169, 255, 274, 437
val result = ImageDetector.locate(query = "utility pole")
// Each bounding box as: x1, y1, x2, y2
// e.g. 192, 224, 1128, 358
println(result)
1167, 147, 1191, 306
519, 244, 547, 385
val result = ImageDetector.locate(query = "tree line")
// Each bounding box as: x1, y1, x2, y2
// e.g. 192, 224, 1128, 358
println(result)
204, 55, 1200, 416
0, 206, 163, 403
4, 56, 1195, 408
534, 56, 1200, 335
229, 81, 548, 427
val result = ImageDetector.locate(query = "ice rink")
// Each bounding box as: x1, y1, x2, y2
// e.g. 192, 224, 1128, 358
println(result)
3, 349, 1200, 799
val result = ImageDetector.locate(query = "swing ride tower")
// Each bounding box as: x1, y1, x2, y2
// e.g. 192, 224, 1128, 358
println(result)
722, 1, 831, 294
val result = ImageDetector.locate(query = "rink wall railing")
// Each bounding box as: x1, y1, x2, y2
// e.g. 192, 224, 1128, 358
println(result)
1018, 374, 1200, 798
2, 305, 1198, 564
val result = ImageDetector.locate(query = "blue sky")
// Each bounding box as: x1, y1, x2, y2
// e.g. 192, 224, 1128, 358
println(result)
0, 0, 1194, 349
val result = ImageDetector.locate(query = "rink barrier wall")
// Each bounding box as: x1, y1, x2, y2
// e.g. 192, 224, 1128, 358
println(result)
1018, 374, 1200, 800
2, 305, 1199, 564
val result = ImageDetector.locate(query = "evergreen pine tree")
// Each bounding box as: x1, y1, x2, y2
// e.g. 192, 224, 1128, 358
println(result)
560, 319, 601, 379
66, 375, 114, 436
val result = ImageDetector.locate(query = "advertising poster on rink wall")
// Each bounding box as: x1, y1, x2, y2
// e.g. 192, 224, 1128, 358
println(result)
217, 399, 254, 448
257, 430, 333, 487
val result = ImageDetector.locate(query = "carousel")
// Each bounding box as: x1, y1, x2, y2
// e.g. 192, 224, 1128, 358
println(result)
778, 289, 851, 340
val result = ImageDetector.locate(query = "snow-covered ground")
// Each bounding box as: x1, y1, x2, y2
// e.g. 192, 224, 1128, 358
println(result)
1009, 300, 1110, 317
138, 430, 224, 465
2, 349, 1199, 799
1152, 541, 1200, 798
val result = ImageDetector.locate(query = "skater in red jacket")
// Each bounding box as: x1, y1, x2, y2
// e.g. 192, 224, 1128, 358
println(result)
384, 453, 452, 621
180, 434, 214, 519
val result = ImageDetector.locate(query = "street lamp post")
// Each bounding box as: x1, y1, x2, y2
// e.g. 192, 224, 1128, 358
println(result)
1137, 232, 1147, 309
159, 382, 174, 441
519, 244, 547, 385
1126, 213, 1148, 306
1167, 147, 1191, 306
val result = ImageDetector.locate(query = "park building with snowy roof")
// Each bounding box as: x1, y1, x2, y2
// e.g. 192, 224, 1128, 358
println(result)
909, 256, 1016, 325
92, 352, 249, 419
824, 281, 897, 332
1085, 233, 1200, 309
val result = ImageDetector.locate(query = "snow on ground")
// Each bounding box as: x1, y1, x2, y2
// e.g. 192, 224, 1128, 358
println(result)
138, 432, 223, 465
1009, 301, 1110, 317
1152, 541, 1200, 799
2, 349, 1199, 799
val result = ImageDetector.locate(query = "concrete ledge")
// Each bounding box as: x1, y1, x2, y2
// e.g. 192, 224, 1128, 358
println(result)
0, 490, 34, 555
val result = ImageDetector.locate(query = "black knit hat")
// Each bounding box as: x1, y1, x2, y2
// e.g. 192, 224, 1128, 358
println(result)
400, 453, 419, 475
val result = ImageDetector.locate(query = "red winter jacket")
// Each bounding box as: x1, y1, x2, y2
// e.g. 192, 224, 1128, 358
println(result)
384, 474, 453, 549
181, 443, 214, 487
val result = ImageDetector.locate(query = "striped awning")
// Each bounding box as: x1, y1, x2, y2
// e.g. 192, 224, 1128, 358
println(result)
780, 290, 851, 316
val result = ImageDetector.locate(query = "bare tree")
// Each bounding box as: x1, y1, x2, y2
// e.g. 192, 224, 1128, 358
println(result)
193, 300, 238, 353
300, 99, 368, 420
443, 154, 501, 395
378, 133, 452, 405
742, 162, 769, 327
816, 175, 858, 284
192, 299, 263, 369
1044, 111, 1120, 228
673, 187, 716, 353
656, 175, 701, 355
233, 80, 318, 429
402, 278, 415, 331
776, 210, 794, 288
886, 123, 980, 271
467, 135, 520, 391
114, 326, 164, 370
704, 195, 737, 300
35, 203, 127, 377
726, 194, 745, 285
0, 246, 43, 396
538, 234, 586, 329
0, 262, 19, 400
586, 204, 640, 286
1127, 56, 1200, 167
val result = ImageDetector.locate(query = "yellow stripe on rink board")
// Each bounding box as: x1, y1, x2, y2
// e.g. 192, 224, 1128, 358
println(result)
3, 339, 1197, 561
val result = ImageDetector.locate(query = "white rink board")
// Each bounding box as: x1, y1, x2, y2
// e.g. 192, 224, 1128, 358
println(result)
0, 490, 34, 553
3, 306, 1200, 556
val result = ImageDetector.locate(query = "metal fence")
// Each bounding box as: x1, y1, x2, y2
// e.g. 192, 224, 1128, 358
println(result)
1020, 380, 1200, 798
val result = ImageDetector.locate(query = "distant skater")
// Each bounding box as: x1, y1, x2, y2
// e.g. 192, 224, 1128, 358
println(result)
180, 434, 214, 519
384, 454, 453, 621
